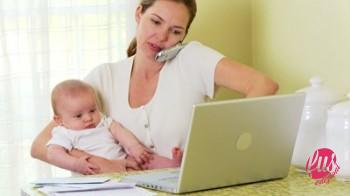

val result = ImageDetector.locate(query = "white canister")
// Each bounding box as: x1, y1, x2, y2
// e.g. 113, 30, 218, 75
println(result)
326, 93, 350, 181
292, 76, 339, 170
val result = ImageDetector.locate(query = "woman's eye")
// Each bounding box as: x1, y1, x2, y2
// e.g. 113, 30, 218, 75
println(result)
170, 27, 184, 36
173, 30, 181, 35
151, 19, 161, 25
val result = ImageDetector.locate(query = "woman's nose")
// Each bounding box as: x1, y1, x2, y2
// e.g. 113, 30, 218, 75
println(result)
158, 28, 169, 42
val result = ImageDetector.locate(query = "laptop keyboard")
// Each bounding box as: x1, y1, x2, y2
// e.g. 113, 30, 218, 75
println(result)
159, 174, 179, 183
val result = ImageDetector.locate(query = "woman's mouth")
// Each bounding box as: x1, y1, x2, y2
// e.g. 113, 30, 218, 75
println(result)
148, 43, 162, 53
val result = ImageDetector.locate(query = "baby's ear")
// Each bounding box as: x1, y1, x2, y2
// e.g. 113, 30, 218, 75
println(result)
53, 115, 62, 125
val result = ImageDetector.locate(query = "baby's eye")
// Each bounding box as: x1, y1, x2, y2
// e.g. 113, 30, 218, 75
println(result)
90, 109, 96, 113
75, 114, 82, 119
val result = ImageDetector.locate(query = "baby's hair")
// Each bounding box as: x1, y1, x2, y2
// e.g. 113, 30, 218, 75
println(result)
51, 79, 97, 115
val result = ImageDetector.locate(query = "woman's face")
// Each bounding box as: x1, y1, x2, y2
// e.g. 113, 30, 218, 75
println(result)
135, 0, 190, 60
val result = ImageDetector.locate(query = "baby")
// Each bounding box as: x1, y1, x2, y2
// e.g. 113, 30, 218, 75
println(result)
47, 79, 152, 174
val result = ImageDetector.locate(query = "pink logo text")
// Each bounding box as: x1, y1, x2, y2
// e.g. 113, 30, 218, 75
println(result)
305, 148, 340, 185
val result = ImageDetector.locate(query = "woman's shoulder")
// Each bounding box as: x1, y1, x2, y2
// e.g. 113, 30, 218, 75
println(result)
90, 58, 132, 74
186, 40, 201, 46
183, 40, 202, 50
84, 57, 132, 81
185, 40, 214, 49
180, 41, 223, 56
177, 41, 224, 62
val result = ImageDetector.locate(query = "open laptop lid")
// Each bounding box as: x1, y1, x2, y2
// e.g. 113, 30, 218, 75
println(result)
177, 93, 305, 193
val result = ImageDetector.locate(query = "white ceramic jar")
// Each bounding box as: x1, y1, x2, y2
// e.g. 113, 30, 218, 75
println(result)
326, 93, 350, 181
292, 76, 340, 170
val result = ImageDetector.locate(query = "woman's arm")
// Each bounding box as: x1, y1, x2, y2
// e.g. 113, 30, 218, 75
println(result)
31, 121, 140, 173
70, 149, 140, 173
47, 145, 99, 175
31, 120, 57, 162
214, 57, 279, 97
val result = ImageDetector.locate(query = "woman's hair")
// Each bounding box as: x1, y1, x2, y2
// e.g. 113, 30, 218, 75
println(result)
51, 79, 97, 115
127, 0, 197, 57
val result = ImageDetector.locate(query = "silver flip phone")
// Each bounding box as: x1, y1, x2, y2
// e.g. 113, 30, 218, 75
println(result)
155, 43, 186, 62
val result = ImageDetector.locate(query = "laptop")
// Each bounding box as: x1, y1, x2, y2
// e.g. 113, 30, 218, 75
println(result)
121, 93, 305, 194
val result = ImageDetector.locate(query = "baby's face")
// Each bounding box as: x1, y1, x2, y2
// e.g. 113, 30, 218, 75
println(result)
55, 91, 101, 130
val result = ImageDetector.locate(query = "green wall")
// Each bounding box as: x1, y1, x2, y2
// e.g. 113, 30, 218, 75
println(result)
252, 0, 350, 95
186, 0, 252, 99
188, 0, 350, 99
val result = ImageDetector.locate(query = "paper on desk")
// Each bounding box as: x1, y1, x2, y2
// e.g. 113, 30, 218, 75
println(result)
32, 177, 110, 185
40, 186, 156, 196
38, 181, 134, 193
37, 181, 156, 196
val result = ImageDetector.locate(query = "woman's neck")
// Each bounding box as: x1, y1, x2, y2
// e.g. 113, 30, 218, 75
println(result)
133, 53, 164, 80
128, 53, 163, 108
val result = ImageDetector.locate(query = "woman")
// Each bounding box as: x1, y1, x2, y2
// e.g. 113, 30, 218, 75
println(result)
31, 0, 278, 173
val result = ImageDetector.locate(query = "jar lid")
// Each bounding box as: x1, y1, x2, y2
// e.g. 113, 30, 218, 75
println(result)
328, 93, 350, 117
297, 76, 339, 106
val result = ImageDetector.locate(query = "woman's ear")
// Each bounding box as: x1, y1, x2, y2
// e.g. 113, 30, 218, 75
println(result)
135, 5, 142, 24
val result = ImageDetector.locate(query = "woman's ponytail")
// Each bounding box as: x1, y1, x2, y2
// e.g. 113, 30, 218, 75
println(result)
127, 38, 137, 57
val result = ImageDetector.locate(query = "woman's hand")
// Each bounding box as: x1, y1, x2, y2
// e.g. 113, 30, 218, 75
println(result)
98, 158, 141, 173
125, 156, 143, 171
127, 143, 154, 164
69, 148, 141, 173
72, 155, 100, 175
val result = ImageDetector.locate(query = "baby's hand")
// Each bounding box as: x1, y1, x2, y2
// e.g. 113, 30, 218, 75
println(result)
73, 155, 100, 175
127, 144, 153, 164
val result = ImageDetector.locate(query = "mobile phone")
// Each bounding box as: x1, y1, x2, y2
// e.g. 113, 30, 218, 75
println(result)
155, 43, 186, 62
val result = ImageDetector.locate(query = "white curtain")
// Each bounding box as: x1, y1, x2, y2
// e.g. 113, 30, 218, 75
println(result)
0, 0, 138, 194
